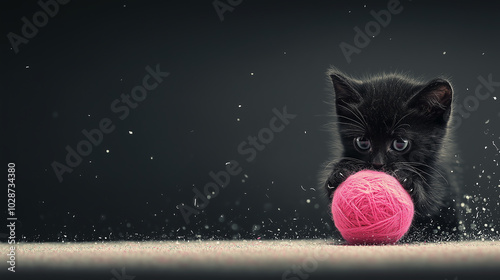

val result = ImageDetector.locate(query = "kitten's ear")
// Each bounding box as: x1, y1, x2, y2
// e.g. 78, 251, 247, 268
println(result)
329, 72, 362, 105
409, 78, 453, 122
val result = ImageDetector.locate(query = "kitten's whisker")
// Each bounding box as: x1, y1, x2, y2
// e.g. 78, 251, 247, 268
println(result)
395, 163, 437, 193
404, 165, 442, 184
322, 157, 366, 171
391, 112, 413, 132
395, 163, 428, 183
332, 121, 365, 131
337, 104, 367, 131
333, 109, 366, 130
398, 161, 449, 185
353, 105, 369, 130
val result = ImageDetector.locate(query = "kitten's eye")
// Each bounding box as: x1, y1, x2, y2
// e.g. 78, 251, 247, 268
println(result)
392, 138, 409, 151
354, 137, 371, 151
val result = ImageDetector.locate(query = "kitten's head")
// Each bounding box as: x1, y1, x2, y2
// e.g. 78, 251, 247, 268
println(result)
327, 68, 454, 214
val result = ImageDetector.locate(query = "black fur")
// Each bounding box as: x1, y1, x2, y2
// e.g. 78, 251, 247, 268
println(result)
321, 67, 463, 242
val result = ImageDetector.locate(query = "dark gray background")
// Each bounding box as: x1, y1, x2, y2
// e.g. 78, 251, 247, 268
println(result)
1, 0, 499, 242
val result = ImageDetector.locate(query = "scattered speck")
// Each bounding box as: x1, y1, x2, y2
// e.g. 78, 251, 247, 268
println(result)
26, 65, 30, 69
306, 199, 311, 203
304, 130, 307, 134
283, 51, 287, 55
238, 104, 242, 108
250, 72, 254, 76
123, 4, 126, 7
493, 96, 497, 100
128, 130, 133, 134
485, 119, 490, 124
106, 149, 110, 153
150, 156, 153, 160
482, 52, 485, 55
363, 4, 366, 8
492, 141, 499, 151
443, 51, 446, 55
237, 118, 240, 122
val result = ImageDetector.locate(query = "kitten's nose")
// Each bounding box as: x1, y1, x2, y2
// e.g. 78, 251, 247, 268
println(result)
372, 163, 384, 170
371, 153, 385, 170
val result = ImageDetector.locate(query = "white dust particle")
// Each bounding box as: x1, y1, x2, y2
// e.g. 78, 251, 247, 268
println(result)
150, 156, 153, 160
106, 149, 110, 153
128, 131, 133, 134
494, 96, 497, 100
238, 104, 242, 108
443, 51, 447, 55
250, 73, 254, 76
237, 118, 240, 122
306, 199, 311, 203
485, 119, 490, 124
492, 141, 499, 151
26, 65, 30, 69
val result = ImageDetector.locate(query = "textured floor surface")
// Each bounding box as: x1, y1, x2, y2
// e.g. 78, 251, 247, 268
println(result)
2, 240, 500, 280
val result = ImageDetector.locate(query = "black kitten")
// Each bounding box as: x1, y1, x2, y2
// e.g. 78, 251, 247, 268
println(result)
321, 67, 463, 242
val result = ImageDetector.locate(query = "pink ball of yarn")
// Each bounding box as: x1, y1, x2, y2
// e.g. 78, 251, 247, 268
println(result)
331, 170, 414, 245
